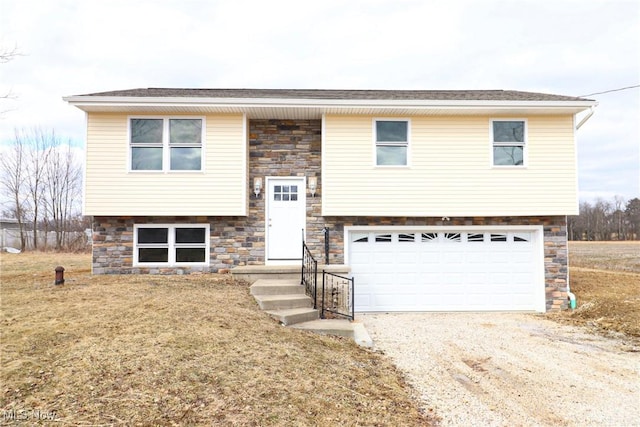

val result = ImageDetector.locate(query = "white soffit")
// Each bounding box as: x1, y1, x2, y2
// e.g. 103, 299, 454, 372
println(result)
63, 96, 595, 118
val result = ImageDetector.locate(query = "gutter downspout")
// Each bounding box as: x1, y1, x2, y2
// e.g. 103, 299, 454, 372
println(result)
576, 104, 598, 130
566, 215, 577, 310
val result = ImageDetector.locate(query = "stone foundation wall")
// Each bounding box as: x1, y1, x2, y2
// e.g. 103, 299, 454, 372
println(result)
92, 215, 263, 274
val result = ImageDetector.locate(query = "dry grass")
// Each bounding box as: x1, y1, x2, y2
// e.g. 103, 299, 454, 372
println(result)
550, 242, 640, 343
569, 241, 640, 273
1, 253, 432, 426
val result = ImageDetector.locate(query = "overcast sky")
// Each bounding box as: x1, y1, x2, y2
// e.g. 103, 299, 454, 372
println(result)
1, 0, 638, 203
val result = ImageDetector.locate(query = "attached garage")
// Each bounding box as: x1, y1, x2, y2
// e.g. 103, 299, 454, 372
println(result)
347, 226, 545, 312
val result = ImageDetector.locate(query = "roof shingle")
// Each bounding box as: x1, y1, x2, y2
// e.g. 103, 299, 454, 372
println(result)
78, 88, 592, 102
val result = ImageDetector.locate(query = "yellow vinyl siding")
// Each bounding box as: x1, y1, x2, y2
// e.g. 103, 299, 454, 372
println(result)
322, 115, 577, 216
84, 113, 246, 216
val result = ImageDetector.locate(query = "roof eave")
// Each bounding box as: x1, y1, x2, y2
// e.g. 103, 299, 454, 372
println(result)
64, 95, 595, 108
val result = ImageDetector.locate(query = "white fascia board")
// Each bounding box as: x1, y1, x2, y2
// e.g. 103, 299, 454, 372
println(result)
63, 95, 596, 111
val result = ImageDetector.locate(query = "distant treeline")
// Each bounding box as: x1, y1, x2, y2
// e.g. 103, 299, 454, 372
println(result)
568, 197, 640, 241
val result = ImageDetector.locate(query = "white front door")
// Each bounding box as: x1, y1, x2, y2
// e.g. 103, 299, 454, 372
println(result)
266, 177, 306, 262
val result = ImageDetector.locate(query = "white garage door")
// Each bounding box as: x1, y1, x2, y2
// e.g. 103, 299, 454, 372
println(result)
349, 228, 544, 312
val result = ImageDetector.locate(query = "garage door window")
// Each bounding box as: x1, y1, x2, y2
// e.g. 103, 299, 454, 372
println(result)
375, 234, 392, 242
468, 233, 484, 242
352, 233, 369, 243
399, 233, 415, 242
422, 232, 437, 242
444, 233, 461, 242
490, 233, 508, 242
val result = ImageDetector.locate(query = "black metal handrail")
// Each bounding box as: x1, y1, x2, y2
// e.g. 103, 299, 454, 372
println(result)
301, 240, 318, 309
323, 227, 330, 265
321, 271, 354, 320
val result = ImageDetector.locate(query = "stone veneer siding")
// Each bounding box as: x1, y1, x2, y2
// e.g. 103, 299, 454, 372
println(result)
91, 119, 569, 311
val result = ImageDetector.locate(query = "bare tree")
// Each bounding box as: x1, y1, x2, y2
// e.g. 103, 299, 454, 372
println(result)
0, 133, 27, 250
0, 45, 20, 64
1, 44, 22, 108
612, 195, 626, 240
569, 196, 640, 241
1, 128, 84, 250
22, 128, 54, 249
44, 141, 82, 249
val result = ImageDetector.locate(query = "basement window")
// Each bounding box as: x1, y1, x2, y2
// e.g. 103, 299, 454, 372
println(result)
134, 224, 209, 266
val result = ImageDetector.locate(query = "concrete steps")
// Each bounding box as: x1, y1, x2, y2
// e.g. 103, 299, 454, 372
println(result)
292, 319, 372, 348
265, 307, 320, 326
250, 279, 305, 296
248, 278, 372, 347
251, 279, 318, 321
253, 294, 313, 310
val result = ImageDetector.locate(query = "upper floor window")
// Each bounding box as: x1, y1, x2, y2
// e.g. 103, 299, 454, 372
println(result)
492, 120, 526, 166
130, 118, 203, 171
375, 119, 409, 166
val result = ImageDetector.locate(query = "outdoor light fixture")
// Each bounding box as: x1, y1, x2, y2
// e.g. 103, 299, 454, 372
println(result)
308, 176, 317, 197
253, 177, 262, 198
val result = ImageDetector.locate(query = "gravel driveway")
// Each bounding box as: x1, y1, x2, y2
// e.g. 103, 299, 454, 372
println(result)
359, 313, 639, 426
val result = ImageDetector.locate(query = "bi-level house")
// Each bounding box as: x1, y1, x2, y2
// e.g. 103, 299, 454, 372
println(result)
64, 88, 596, 313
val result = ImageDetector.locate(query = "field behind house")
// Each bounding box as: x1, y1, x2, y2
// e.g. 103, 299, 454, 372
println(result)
561, 241, 640, 341
0, 253, 431, 426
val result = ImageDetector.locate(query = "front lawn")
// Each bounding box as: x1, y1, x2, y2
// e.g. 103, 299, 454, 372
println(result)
1, 252, 431, 425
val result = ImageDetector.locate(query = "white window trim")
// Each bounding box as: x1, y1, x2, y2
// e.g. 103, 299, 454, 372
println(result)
133, 224, 210, 267
373, 118, 411, 167
128, 116, 206, 173
490, 118, 527, 168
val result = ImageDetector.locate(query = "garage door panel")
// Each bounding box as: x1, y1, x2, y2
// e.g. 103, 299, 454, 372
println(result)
488, 272, 511, 284
512, 272, 533, 284
372, 252, 396, 264
350, 227, 541, 312
442, 273, 465, 285
511, 253, 534, 264
419, 272, 441, 284
354, 294, 371, 310
466, 252, 488, 263
395, 252, 419, 264
442, 251, 465, 263
350, 251, 372, 264
465, 274, 490, 287
396, 274, 419, 285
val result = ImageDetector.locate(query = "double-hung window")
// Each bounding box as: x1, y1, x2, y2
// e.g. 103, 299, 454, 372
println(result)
492, 120, 526, 166
375, 119, 409, 166
134, 224, 209, 266
130, 118, 203, 171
